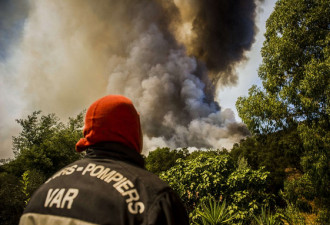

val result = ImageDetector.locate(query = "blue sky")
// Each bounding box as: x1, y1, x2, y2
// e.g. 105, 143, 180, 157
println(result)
218, 0, 277, 121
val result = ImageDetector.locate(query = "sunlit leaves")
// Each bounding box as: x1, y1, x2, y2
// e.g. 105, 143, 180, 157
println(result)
236, 0, 329, 221
160, 152, 271, 223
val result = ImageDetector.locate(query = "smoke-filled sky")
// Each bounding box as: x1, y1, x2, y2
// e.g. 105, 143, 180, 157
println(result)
0, 0, 276, 158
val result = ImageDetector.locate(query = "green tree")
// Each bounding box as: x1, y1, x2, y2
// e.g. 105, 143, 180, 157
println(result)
0, 172, 25, 225
236, 0, 329, 218
20, 169, 46, 206
280, 174, 315, 213
4, 111, 83, 178
230, 129, 303, 204
237, 0, 329, 133
145, 147, 188, 175
0, 111, 84, 224
160, 152, 271, 224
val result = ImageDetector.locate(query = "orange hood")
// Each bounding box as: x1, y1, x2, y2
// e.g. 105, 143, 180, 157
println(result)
76, 95, 143, 153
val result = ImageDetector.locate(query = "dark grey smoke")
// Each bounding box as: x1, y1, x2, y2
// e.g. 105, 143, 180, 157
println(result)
189, 0, 260, 85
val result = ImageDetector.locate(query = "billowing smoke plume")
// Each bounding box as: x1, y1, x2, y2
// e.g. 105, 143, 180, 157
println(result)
0, 0, 261, 157
169, 0, 261, 85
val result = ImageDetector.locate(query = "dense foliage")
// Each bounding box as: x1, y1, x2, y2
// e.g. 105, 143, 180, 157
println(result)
0, 172, 25, 225
160, 152, 271, 224
145, 147, 188, 175
230, 129, 303, 206
236, 0, 329, 223
237, 0, 329, 134
0, 111, 83, 225
7, 111, 83, 178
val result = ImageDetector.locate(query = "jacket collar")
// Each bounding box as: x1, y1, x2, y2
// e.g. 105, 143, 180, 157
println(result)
84, 142, 145, 168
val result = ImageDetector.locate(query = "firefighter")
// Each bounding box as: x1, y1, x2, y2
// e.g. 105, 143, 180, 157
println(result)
19, 95, 189, 225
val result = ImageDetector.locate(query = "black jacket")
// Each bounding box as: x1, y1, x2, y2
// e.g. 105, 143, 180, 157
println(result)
19, 143, 189, 225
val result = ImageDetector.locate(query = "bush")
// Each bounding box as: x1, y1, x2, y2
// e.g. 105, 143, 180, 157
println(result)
160, 152, 272, 224
192, 198, 236, 225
